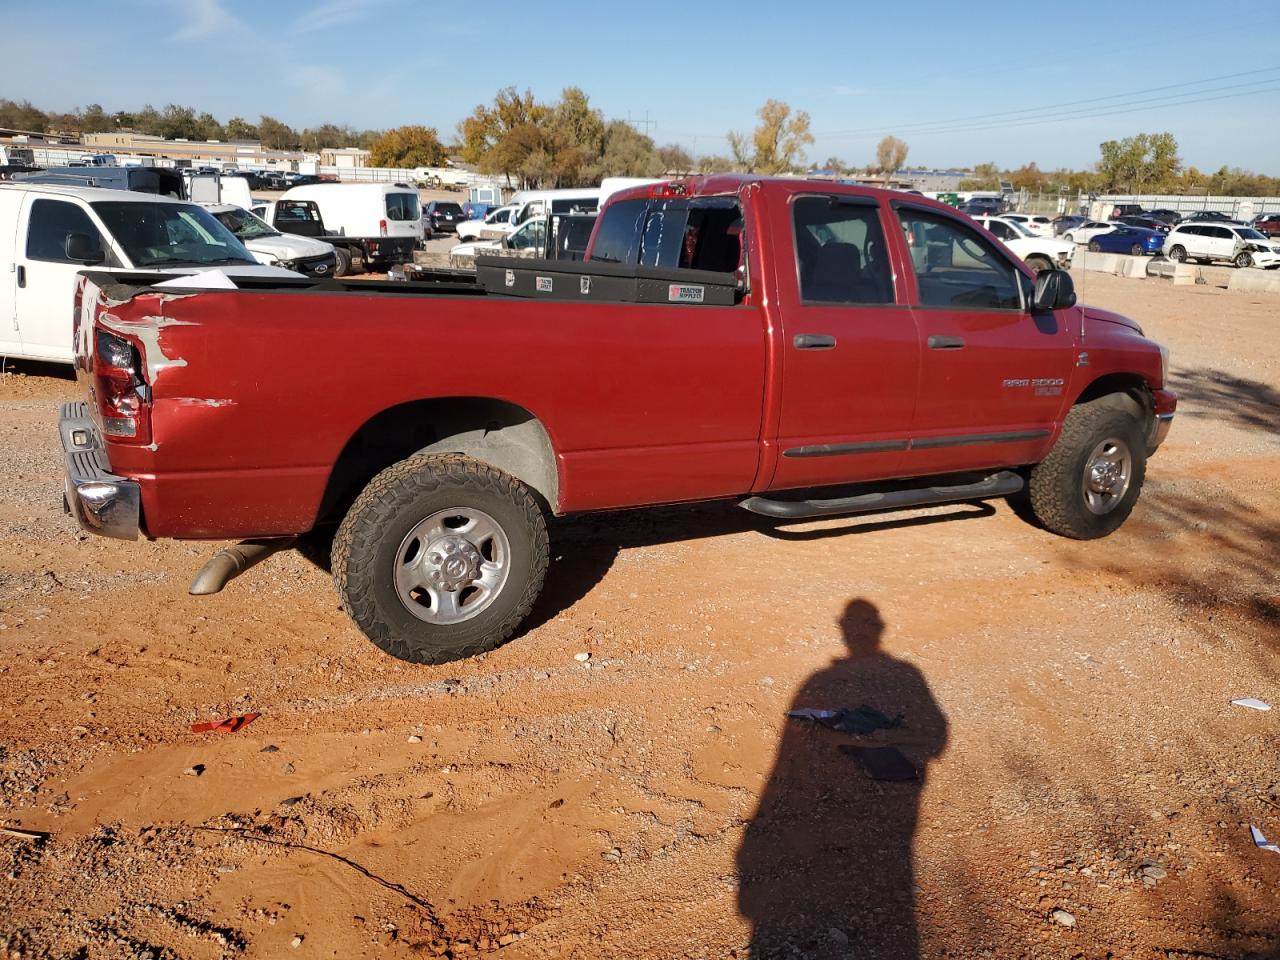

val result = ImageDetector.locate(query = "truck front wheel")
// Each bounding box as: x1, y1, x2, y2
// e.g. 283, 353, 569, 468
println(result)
1028, 397, 1148, 539
332, 453, 549, 664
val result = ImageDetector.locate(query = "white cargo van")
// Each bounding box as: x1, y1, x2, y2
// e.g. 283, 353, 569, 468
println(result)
272, 183, 422, 272
0, 183, 297, 364
506, 188, 601, 227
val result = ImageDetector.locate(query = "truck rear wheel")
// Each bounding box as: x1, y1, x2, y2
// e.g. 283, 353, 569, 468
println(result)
1028, 397, 1147, 540
332, 453, 549, 664
333, 247, 352, 277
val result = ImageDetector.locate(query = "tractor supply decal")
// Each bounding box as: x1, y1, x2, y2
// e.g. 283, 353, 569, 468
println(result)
668, 284, 705, 303
580, 276, 591, 295
505, 269, 515, 287
536, 276, 553, 293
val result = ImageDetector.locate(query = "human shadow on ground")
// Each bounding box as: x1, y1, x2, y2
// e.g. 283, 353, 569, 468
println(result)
735, 599, 948, 959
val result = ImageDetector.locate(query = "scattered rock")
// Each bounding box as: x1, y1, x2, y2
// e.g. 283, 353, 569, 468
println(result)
216, 864, 238, 874
574, 652, 591, 663
1141, 863, 1167, 881
184, 765, 204, 777
1050, 908, 1075, 928
260, 744, 279, 753
291, 935, 303, 948
602, 847, 622, 862
407, 735, 422, 744
282, 763, 295, 775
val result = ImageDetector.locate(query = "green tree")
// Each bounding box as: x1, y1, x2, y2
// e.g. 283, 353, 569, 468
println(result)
727, 100, 814, 174
0, 99, 50, 132
1097, 132, 1180, 192
593, 120, 663, 180
299, 123, 358, 152
258, 115, 298, 150
545, 87, 606, 186
369, 125, 446, 168
957, 161, 1000, 190
78, 103, 112, 134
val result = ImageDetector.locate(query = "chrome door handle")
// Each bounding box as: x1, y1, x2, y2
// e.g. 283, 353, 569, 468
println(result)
794, 333, 836, 350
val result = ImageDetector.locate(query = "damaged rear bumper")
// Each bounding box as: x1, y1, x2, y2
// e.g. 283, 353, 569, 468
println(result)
59, 401, 141, 541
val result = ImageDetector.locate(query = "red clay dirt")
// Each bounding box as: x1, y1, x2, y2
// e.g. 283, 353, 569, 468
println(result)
1, 269, 1277, 959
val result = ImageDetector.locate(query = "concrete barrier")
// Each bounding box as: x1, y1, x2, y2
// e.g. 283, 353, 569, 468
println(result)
1078, 251, 1122, 274
1146, 259, 1199, 285
1115, 257, 1149, 278
1227, 268, 1280, 294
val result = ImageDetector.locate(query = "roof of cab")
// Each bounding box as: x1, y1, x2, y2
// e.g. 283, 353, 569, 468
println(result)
0, 182, 191, 204
603, 174, 961, 217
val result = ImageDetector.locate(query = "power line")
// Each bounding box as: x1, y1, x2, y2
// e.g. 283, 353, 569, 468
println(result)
816, 66, 1280, 138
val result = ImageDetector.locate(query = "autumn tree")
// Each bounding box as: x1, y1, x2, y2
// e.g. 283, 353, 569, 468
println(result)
225, 117, 259, 141
458, 87, 551, 188
299, 123, 359, 152
874, 136, 908, 177
545, 87, 606, 186
0, 99, 49, 132
727, 100, 814, 174
369, 125, 446, 167
657, 143, 694, 174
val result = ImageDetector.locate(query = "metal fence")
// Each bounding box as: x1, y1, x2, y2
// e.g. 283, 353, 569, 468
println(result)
1017, 190, 1280, 218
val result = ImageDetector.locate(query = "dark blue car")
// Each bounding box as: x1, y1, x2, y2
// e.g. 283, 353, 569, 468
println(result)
1088, 226, 1165, 256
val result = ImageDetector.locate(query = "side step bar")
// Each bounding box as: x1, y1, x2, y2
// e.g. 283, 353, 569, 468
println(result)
739, 471, 1024, 521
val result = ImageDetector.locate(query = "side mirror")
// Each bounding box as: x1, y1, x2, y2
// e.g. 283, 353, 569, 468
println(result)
64, 233, 105, 265
1032, 268, 1076, 312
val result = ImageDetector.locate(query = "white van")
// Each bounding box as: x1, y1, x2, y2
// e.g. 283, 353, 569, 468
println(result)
506, 188, 601, 228
0, 183, 297, 364
274, 183, 422, 272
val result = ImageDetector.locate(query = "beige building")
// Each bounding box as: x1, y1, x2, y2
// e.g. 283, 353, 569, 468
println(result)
320, 147, 371, 169
82, 131, 303, 167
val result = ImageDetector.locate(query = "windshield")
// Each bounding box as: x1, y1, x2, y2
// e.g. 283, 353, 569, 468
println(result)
386, 192, 421, 221
212, 207, 281, 240
92, 201, 256, 267
1238, 228, 1267, 241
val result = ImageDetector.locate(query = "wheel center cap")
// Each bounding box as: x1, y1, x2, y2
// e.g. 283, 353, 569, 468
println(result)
426, 536, 483, 590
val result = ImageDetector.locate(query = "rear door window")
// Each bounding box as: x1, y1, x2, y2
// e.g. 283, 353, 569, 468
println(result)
588, 198, 647, 263
386, 192, 421, 221
792, 195, 895, 304
897, 208, 1022, 311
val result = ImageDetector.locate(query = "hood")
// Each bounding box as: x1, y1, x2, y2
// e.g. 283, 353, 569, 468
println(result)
242, 233, 334, 261
1082, 306, 1143, 335
155, 263, 301, 279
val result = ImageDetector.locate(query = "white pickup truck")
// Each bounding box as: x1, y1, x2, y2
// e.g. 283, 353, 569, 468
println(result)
0, 183, 296, 364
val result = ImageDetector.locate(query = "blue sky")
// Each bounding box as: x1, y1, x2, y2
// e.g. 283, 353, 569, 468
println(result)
5, 0, 1279, 174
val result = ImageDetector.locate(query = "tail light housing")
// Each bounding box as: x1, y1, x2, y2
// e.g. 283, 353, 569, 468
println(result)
92, 329, 151, 444
379, 218, 388, 236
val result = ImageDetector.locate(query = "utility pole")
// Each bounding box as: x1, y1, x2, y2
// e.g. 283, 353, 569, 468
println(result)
626, 111, 657, 138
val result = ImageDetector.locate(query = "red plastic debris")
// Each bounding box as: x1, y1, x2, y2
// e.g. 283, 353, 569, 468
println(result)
190, 713, 260, 734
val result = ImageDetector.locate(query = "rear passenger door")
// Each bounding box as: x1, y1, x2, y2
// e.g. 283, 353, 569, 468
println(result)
894, 204, 1074, 475
770, 194, 919, 489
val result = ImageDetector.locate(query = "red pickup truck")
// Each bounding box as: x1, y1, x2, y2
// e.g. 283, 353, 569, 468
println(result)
61, 176, 1176, 664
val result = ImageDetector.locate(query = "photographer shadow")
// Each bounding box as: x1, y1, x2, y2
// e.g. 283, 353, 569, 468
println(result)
737, 599, 948, 959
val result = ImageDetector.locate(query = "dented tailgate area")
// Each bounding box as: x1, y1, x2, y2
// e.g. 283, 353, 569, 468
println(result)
65, 274, 329, 540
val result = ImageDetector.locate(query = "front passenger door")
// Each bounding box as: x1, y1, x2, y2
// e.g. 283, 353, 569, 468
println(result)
896, 205, 1074, 475
14, 197, 110, 364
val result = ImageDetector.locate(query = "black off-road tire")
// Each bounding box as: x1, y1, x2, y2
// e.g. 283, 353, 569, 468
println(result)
1028, 397, 1148, 540
332, 453, 549, 664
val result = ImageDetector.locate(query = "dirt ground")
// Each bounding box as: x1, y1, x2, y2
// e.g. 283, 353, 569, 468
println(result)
1, 267, 1278, 960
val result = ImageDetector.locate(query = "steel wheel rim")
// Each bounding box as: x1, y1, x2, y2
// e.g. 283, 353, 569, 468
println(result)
1082, 436, 1133, 516
394, 507, 511, 624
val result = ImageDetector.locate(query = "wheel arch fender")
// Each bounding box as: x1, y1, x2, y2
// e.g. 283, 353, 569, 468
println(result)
316, 396, 560, 528
1070, 373, 1156, 446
